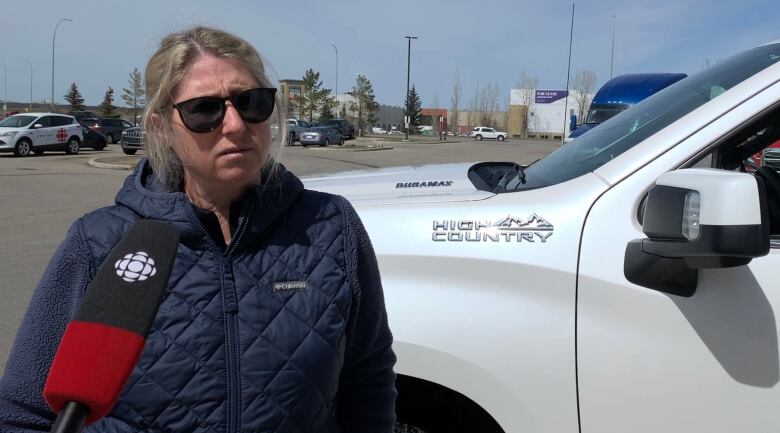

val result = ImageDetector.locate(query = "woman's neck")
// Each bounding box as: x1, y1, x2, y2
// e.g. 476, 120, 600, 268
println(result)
184, 179, 248, 245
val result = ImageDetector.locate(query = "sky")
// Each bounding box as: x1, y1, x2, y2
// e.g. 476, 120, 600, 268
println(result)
0, 0, 778, 111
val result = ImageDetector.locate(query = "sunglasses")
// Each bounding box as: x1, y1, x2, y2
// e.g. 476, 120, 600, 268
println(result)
172, 87, 277, 133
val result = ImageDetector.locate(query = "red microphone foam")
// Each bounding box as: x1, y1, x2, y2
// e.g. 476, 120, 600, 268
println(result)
44, 321, 145, 424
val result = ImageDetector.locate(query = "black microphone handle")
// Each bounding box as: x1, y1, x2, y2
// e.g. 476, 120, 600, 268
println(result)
50, 401, 90, 433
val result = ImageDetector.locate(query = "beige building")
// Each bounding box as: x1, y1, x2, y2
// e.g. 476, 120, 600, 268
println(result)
279, 79, 306, 119
447, 110, 508, 135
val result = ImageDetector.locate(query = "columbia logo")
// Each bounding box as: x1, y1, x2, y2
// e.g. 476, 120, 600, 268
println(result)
273, 280, 308, 292
115, 252, 157, 282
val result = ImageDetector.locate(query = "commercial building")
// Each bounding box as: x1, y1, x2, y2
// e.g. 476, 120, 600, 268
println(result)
508, 89, 593, 139
279, 79, 306, 119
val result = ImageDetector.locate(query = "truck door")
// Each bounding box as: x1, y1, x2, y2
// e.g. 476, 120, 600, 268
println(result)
576, 88, 780, 432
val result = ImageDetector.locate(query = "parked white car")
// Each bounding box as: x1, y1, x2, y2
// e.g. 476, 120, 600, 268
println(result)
372, 127, 388, 134
471, 126, 507, 141
0, 113, 83, 157
305, 40, 780, 433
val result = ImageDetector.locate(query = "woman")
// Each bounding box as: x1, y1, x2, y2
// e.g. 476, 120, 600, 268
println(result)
0, 26, 396, 433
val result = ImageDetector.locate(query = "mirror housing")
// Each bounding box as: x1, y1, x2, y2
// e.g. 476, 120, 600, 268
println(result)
625, 169, 770, 296
32, 124, 43, 129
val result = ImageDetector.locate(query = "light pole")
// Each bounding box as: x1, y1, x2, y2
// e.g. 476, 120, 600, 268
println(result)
331, 44, 339, 115
561, 4, 575, 145
19, 58, 33, 112
51, 18, 73, 111
610, 14, 616, 79
404, 35, 418, 141
0, 60, 6, 117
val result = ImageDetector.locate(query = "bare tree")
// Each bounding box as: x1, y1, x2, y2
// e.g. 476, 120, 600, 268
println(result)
477, 81, 500, 127
515, 72, 538, 137
450, 69, 462, 134
571, 70, 597, 125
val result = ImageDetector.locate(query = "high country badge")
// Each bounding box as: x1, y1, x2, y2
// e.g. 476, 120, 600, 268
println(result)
432, 214, 554, 243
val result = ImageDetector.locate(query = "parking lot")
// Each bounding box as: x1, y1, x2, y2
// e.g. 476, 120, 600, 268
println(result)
0, 137, 558, 369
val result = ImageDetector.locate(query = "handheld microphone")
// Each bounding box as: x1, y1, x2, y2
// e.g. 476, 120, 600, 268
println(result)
43, 220, 179, 433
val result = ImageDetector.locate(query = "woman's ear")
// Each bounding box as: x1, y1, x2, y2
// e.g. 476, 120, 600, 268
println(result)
150, 112, 161, 130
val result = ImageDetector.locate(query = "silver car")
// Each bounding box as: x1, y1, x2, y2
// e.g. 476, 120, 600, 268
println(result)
299, 126, 344, 147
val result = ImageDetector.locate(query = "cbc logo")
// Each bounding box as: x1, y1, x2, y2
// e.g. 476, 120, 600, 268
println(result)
115, 252, 157, 282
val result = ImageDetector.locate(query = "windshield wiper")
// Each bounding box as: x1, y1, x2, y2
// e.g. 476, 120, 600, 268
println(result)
493, 163, 526, 192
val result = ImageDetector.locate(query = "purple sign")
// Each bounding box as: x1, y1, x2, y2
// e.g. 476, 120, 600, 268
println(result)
535, 90, 568, 104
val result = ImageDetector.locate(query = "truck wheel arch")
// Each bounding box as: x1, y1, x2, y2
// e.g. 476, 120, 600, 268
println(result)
395, 374, 505, 433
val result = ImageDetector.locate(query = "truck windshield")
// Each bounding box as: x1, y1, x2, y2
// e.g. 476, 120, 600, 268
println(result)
518, 43, 780, 190
585, 105, 628, 124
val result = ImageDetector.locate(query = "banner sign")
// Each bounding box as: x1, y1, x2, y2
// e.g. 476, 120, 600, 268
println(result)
535, 90, 568, 104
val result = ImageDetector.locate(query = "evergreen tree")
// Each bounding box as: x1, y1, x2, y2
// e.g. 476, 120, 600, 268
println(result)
64, 82, 85, 111
299, 68, 332, 122
348, 74, 379, 137
318, 94, 337, 122
404, 85, 423, 134
121, 68, 145, 125
99, 87, 116, 117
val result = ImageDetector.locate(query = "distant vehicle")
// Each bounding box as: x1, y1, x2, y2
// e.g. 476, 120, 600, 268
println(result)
372, 127, 387, 134
67, 111, 97, 122
80, 117, 134, 144
286, 118, 314, 144
322, 119, 355, 140
120, 126, 144, 155
388, 130, 403, 135
471, 126, 507, 141
0, 113, 83, 157
299, 126, 344, 147
748, 138, 780, 172
567, 73, 688, 142
80, 126, 107, 150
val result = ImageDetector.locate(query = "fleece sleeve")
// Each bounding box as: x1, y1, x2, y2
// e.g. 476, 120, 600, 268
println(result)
0, 220, 94, 432
335, 199, 397, 433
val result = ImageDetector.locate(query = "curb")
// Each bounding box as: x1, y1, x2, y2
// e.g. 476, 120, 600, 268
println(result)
88, 158, 134, 170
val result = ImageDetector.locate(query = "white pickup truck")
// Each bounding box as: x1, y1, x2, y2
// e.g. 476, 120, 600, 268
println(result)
307, 40, 780, 433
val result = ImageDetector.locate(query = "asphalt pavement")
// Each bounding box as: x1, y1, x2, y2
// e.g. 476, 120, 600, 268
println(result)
0, 136, 559, 371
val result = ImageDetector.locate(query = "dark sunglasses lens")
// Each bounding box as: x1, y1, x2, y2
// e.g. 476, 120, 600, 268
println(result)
179, 98, 225, 132
232, 88, 275, 123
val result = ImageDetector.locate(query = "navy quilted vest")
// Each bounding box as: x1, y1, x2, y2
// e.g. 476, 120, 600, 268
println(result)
80, 160, 353, 433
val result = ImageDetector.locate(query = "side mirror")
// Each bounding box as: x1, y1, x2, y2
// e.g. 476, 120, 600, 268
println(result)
33, 124, 43, 129
625, 169, 770, 297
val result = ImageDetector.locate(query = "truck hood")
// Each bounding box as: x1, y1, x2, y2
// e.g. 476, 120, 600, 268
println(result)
302, 163, 494, 205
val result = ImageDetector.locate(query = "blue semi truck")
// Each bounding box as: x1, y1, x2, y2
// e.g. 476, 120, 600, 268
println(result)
567, 73, 688, 141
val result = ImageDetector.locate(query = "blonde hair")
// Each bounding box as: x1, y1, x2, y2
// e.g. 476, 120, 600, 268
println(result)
143, 25, 286, 191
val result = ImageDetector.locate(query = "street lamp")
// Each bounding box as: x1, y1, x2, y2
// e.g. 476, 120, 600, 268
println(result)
51, 18, 73, 111
404, 35, 418, 141
561, 4, 575, 145
19, 58, 33, 112
0, 60, 6, 117
331, 44, 339, 115
610, 14, 616, 79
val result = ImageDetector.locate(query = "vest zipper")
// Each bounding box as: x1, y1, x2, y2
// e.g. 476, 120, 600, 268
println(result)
223, 202, 254, 433
183, 201, 253, 433
222, 265, 241, 433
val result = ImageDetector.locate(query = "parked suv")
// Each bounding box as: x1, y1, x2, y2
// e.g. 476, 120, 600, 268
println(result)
471, 126, 507, 141
0, 113, 83, 156
80, 118, 134, 144
322, 119, 355, 140
67, 111, 97, 122
120, 126, 144, 155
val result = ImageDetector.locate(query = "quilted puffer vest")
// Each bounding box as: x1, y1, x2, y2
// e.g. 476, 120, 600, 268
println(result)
81, 160, 353, 433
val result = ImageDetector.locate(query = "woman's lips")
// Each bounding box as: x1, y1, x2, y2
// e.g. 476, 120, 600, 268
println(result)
219, 147, 252, 156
